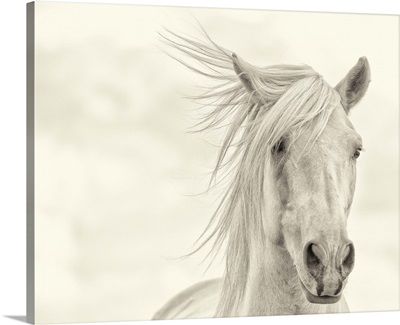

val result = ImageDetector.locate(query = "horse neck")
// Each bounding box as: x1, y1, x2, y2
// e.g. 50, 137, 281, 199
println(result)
239, 234, 343, 316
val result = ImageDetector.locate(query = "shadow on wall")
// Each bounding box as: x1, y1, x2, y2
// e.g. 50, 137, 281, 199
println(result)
4, 316, 27, 323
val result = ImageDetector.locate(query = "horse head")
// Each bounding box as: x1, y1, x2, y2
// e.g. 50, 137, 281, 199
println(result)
234, 54, 371, 304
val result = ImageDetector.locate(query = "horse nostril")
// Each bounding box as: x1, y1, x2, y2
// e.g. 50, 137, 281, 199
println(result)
341, 243, 355, 276
304, 242, 326, 271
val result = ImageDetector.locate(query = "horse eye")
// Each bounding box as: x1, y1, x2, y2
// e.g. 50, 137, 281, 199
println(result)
353, 148, 362, 159
273, 139, 285, 155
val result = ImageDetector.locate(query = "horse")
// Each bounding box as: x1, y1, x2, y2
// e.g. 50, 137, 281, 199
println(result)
153, 29, 371, 319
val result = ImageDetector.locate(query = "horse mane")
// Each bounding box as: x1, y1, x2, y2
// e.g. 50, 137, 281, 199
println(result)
160, 28, 340, 317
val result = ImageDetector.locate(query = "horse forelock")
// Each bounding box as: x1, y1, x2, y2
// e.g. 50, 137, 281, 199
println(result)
162, 28, 340, 317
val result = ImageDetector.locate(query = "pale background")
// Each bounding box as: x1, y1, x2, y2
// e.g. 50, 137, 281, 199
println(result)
0, 0, 399, 321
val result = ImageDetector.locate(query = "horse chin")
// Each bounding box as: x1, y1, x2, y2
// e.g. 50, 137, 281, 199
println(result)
299, 279, 342, 305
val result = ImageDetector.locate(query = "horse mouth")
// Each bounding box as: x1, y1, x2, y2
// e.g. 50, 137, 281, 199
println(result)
299, 280, 342, 305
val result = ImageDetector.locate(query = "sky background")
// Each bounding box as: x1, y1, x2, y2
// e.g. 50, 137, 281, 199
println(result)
34, 2, 399, 323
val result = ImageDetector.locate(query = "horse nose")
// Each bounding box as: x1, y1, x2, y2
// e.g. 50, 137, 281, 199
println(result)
303, 240, 355, 277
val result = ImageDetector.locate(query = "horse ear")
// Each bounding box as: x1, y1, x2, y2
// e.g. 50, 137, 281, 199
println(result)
334, 57, 371, 113
232, 53, 260, 99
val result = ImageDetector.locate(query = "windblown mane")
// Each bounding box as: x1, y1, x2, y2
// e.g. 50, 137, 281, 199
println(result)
160, 28, 340, 317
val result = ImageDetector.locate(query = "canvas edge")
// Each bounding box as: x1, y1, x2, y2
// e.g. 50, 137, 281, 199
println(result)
27, 1, 35, 324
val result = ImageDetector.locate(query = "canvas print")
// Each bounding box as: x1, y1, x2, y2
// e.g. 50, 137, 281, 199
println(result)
27, 1, 399, 323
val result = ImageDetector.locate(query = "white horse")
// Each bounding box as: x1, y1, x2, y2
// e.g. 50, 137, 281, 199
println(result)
154, 29, 371, 319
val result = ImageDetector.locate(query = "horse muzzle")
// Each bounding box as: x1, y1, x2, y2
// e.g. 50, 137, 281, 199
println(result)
298, 239, 355, 304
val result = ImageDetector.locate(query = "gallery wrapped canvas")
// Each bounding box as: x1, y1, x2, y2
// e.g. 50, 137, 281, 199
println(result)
27, 1, 399, 323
